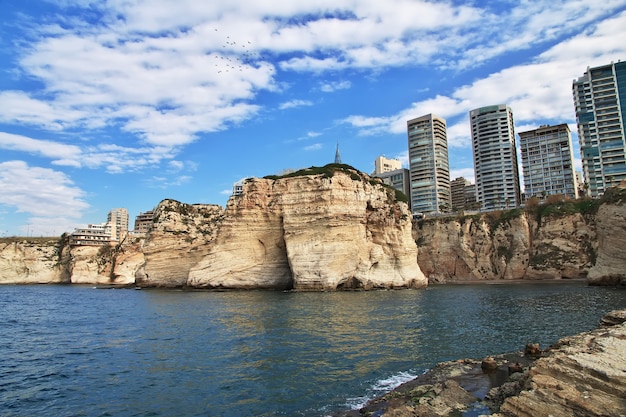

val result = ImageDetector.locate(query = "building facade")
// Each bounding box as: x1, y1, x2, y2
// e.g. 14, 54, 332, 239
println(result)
407, 114, 451, 214
107, 208, 129, 242
373, 168, 411, 209
573, 61, 626, 197
373, 155, 402, 175
450, 177, 472, 211
132, 210, 154, 236
519, 124, 579, 200
470, 104, 521, 210
69, 223, 112, 246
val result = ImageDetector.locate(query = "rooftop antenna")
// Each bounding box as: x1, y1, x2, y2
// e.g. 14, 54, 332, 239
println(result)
334, 141, 342, 164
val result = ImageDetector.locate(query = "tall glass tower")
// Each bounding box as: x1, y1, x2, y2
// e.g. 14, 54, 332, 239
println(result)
407, 114, 451, 215
519, 124, 579, 200
573, 61, 626, 197
470, 104, 521, 211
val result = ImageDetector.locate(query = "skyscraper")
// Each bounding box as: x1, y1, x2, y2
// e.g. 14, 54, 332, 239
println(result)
470, 104, 520, 210
450, 177, 472, 211
107, 208, 129, 242
573, 61, 626, 197
519, 124, 579, 200
407, 114, 451, 214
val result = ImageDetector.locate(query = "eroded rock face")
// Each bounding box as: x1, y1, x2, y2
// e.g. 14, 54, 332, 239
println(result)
68, 245, 114, 285
139, 200, 224, 287
588, 182, 626, 286
0, 239, 68, 284
189, 171, 426, 290
415, 210, 596, 283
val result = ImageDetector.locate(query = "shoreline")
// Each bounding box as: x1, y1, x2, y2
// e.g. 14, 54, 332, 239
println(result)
0, 277, 595, 288
435, 278, 589, 285
336, 309, 626, 417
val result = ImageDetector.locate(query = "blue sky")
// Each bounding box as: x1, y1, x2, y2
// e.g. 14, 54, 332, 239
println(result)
1, 0, 626, 237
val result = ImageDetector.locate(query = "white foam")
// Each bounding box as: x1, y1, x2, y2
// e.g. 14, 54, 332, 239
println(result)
343, 369, 420, 410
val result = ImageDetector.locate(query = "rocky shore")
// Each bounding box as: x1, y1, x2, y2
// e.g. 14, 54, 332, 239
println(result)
339, 309, 626, 417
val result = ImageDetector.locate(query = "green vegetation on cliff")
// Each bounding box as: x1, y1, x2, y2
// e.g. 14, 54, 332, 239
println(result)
263, 163, 408, 204
263, 163, 360, 180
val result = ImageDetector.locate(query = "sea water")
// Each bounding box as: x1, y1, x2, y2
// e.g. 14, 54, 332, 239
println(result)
1, 282, 624, 416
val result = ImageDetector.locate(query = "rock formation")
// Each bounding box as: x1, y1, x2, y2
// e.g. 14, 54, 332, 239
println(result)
188, 167, 426, 290
414, 180, 626, 284
1, 168, 625, 288
491, 309, 626, 417
0, 238, 68, 284
139, 200, 224, 287
347, 310, 626, 417
587, 181, 626, 286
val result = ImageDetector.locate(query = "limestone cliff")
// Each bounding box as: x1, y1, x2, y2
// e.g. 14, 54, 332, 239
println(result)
0, 238, 68, 284
138, 200, 225, 287
413, 181, 626, 284
188, 167, 426, 290
2, 172, 624, 288
587, 183, 626, 286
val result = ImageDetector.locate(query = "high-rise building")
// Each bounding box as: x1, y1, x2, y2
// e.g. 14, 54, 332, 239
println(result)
373, 155, 402, 175
470, 104, 521, 210
572, 61, 626, 197
450, 177, 472, 211
373, 168, 411, 209
407, 114, 451, 214
133, 210, 154, 236
107, 208, 129, 242
519, 124, 579, 200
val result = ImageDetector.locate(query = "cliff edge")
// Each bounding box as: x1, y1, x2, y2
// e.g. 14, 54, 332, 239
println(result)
187, 165, 426, 290
414, 180, 626, 284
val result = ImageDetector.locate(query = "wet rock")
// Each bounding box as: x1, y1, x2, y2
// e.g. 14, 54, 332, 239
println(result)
507, 362, 524, 375
481, 356, 498, 372
524, 342, 541, 357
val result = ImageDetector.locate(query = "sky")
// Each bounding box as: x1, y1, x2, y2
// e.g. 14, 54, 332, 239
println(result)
1, 0, 626, 237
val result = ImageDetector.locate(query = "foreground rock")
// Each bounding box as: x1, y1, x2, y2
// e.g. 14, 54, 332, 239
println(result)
491, 309, 626, 417
343, 309, 626, 416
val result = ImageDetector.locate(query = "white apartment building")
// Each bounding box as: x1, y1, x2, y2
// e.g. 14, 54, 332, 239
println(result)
573, 61, 626, 197
69, 223, 112, 246
519, 124, 579, 200
470, 104, 521, 210
70, 208, 129, 246
107, 208, 129, 242
407, 114, 451, 214
373, 155, 402, 175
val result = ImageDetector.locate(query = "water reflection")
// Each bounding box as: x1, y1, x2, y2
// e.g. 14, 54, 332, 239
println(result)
0, 283, 624, 417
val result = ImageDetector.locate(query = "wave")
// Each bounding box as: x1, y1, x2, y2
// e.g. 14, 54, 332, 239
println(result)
342, 369, 422, 411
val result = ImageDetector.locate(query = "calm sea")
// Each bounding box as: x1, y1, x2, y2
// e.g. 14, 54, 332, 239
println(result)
1, 282, 624, 416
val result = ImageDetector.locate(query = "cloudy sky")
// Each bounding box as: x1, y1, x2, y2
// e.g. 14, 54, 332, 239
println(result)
1, 0, 626, 236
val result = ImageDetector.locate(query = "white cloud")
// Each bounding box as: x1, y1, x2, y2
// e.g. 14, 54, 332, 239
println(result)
450, 168, 476, 184
304, 143, 322, 151
0, 160, 89, 234
0, 132, 82, 165
343, 10, 626, 142
5, 0, 625, 156
320, 80, 352, 92
279, 99, 314, 110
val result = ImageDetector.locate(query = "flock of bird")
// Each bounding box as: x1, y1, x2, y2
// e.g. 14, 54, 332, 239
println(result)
211, 30, 264, 74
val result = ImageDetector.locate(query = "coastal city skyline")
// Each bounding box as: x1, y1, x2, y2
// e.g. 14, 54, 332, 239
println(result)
1, 1, 626, 236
